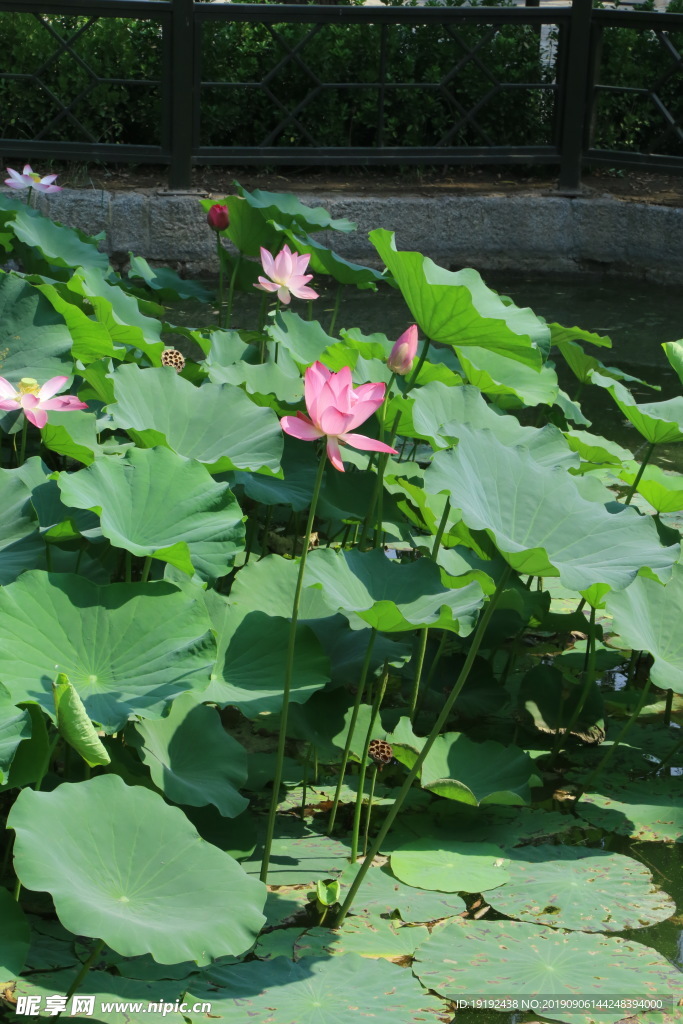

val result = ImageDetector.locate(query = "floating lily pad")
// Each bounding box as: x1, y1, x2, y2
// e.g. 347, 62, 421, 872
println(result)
339, 861, 465, 922
486, 845, 675, 930
241, 818, 351, 885
9, 775, 266, 964
295, 917, 430, 960
412, 917, 683, 1024
186, 954, 444, 1024
12, 970, 187, 1024
390, 839, 509, 893
577, 778, 683, 842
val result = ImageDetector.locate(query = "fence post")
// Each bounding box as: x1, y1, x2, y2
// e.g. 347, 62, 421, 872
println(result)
557, 0, 594, 193
170, 0, 195, 189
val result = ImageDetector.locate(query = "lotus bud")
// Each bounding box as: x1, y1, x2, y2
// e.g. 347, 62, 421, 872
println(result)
387, 325, 419, 375
207, 204, 229, 232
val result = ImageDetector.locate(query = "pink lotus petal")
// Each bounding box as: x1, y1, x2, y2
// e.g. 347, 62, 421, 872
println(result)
5, 180, 28, 190
0, 377, 18, 400
254, 277, 279, 294
353, 381, 386, 405
38, 396, 88, 412
326, 436, 345, 472
0, 398, 18, 411
37, 375, 68, 400
24, 408, 48, 429
39, 173, 59, 185
318, 404, 355, 437
22, 164, 33, 176
277, 285, 292, 305
289, 282, 319, 302
33, 182, 62, 194
259, 247, 276, 280
280, 413, 323, 442
340, 432, 398, 455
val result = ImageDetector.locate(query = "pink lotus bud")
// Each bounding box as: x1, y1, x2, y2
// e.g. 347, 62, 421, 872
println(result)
207, 204, 229, 232
387, 325, 419, 375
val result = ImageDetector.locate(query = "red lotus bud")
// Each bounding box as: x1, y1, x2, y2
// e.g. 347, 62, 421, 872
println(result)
207, 204, 229, 232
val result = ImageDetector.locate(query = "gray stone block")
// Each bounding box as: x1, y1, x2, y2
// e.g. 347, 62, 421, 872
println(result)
108, 192, 150, 257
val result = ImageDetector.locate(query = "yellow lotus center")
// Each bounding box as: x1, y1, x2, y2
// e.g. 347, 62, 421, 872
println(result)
29, 173, 41, 183
18, 378, 40, 396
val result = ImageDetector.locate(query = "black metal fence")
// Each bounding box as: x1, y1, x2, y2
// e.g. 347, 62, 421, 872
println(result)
0, 0, 682, 190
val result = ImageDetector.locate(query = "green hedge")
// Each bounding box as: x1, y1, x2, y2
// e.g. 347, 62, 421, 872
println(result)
0, 1, 680, 157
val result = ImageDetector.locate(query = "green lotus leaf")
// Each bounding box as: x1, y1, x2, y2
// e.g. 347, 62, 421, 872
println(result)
618, 463, 683, 513
198, 599, 330, 716
0, 274, 75, 386
548, 321, 612, 350
128, 692, 248, 817
31, 278, 115, 364
57, 447, 245, 580
108, 364, 283, 474
0, 572, 214, 732
53, 673, 110, 768
186, 954, 443, 1024
564, 430, 633, 469
4, 200, 108, 273
13, 969, 188, 1024
275, 224, 385, 289
66, 266, 164, 362
662, 339, 683, 385
577, 778, 683, 842
241, 818, 351, 886
0, 465, 44, 583
267, 311, 336, 365
0, 705, 49, 793
128, 254, 213, 302
40, 409, 104, 467
294, 918, 430, 960
229, 553, 337, 621
456, 346, 559, 407
607, 564, 683, 693
235, 183, 356, 233
200, 194, 285, 256
421, 732, 536, 806
425, 424, 678, 591
9, 775, 266, 964
0, 885, 30, 976
339, 861, 465, 921
412, 381, 576, 467
555, 387, 591, 426
390, 839, 509, 893
0, 682, 31, 783
556, 339, 649, 386
487, 845, 674, 931
517, 664, 605, 743
433, 803, 582, 848
228, 435, 318, 512
590, 371, 683, 444
303, 547, 485, 633
371, 229, 548, 368
412, 917, 683, 1023
207, 340, 303, 404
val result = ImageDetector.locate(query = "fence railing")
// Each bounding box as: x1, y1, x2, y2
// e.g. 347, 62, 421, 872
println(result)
0, 0, 682, 190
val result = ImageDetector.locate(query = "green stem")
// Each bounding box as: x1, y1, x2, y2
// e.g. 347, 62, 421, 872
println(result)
350, 664, 388, 863
664, 687, 673, 727
257, 293, 268, 339
372, 375, 396, 550
260, 455, 327, 883
334, 563, 512, 925
141, 556, 152, 584
547, 606, 597, 769
66, 939, 105, 1001
225, 254, 240, 329
624, 442, 657, 505
409, 499, 451, 720
259, 505, 273, 560
300, 745, 311, 821
18, 418, 28, 466
327, 628, 377, 834
363, 764, 378, 857
414, 629, 449, 721
581, 676, 652, 792
124, 551, 132, 584
404, 337, 431, 393
328, 283, 343, 336
359, 409, 402, 551
216, 235, 225, 329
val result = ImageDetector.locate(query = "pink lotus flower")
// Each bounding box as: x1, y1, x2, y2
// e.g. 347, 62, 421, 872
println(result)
388, 324, 419, 375
4, 164, 62, 194
254, 244, 319, 305
0, 376, 87, 428
281, 363, 398, 472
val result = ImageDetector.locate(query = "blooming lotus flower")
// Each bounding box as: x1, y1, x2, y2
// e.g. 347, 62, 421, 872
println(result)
281, 363, 398, 472
254, 244, 319, 305
4, 164, 62, 194
207, 203, 229, 231
0, 376, 87, 428
388, 324, 419, 375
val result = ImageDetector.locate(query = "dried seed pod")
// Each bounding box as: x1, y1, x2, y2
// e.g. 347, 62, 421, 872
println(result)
161, 349, 185, 373
368, 739, 395, 771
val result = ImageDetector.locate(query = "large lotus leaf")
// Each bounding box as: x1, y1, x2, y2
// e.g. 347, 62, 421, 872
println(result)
425, 424, 678, 591
31, 278, 115, 364
12, 970, 188, 1024
241, 818, 351, 885
618, 463, 683, 513
421, 732, 536, 806
229, 553, 340, 621
555, 339, 648, 387
0, 704, 48, 793
186, 954, 443, 1024
412, 917, 683, 1023
339, 861, 465, 921
108, 364, 283, 474
0, 274, 74, 383
662, 339, 683, 385
40, 408, 105, 467
128, 254, 213, 302
487, 845, 674, 931
3, 200, 108, 272
235, 183, 355, 234
57, 447, 244, 580
432, 803, 581, 847
565, 430, 633, 469
267, 311, 336, 365
9, 775, 266, 964
294, 918, 430, 960
228, 434, 318, 512
128, 692, 248, 817
390, 839, 509, 893
0, 466, 44, 583
0, 572, 214, 732
208, 345, 303, 404
566, 721, 683, 775
0, 886, 30, 976
371, 229, 547, 368
456, 346, 559, 407
0, 682, 31, 782
607, 564, 683, 694
198, 599, 330, 716
517, 664, 605, 744
303, 547, 485, 633
549, 322, 612, 350
577, 778, 683, 842
591, 371, 683, 444
66, 266, 164, 362
411, 381, 576, 467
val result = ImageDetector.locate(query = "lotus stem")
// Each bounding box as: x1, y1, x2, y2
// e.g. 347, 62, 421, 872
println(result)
225, 254, 240, 329
624, 442, 657, 505
260, 454, 326, 882
547, 606, 596, 769
405, 337, 431, 393
328, 283, 343, 336
334, 563, 512, 926
359, 409, 402, 550
18, 419, 28, 466
580, 676, 652, 792
300, 744, 311, 821
327, 628, 377, 834
216, 235, 225, 329
65, 938, 105, 1001
124, 551, 132, 584
409, 499, 451, 721
414, 629, 449, 721
141, 556, 152, 584
664, 688, 673, 727
373, 374, 396, 549
363, 764, 379, 857
350, 663, 388, 862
